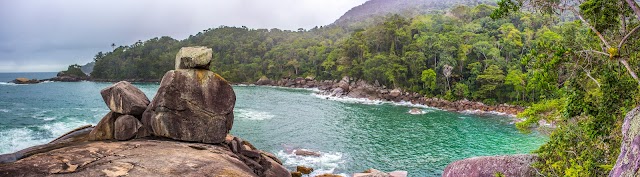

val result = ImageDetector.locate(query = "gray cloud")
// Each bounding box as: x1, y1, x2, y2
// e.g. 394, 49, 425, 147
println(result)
0, 0, 367, 72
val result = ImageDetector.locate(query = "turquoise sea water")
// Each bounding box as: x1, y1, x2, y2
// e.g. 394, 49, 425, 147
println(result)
0, 73, 547, 176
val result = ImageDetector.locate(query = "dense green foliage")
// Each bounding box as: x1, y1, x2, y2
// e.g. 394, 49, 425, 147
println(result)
61, 64, 88, 77
497, 0, 640, 176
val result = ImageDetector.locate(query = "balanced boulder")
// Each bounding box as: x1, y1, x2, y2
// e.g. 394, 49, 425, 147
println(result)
143, 69, 236, 144
114, 115, 142, 141
175, 46, 213, 70
100, 81, 150, 116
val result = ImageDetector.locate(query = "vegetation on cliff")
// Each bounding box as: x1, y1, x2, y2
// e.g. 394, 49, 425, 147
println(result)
493, 0, 640, 176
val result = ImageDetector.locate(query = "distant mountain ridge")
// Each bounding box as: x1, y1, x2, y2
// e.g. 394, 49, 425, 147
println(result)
334, 0, 494, 27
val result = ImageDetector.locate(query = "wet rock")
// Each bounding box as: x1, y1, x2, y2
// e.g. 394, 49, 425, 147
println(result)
142, 69, 236, 144
175, 46, 213, 70
291, 171, 302, 177
114, 115, 142, 141
88, 111, 121, 141
294, 149, 321, 157
610, 106, 640, 177
296, 166, 314, 175
12, 78, 40, 84
100, 81, 150, 115
409, 108, 423, 115
442, 154, 538, 177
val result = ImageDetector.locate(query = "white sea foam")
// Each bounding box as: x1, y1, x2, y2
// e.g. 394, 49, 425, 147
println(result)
459, 110, 516, 117
0, 119, 94, 154
0, 109, 9, 113
0, 128, 49, 154
235, 109, 275, 120
0, 82, 18, 86
277, 150, 347, 177
313, 93, 384, 105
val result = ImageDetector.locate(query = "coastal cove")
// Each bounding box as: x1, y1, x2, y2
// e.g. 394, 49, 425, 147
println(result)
0, 73, 547, 176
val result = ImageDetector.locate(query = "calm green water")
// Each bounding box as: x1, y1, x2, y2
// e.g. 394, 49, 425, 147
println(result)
0, 73, 547, 176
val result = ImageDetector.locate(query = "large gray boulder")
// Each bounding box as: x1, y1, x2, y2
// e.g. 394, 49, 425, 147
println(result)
142, 69, 236, 144
610, 106, 640, 177
175, 46, 213, 70
114, 115, 142, 141
100, 81, 150, 116
442, 154, 538, 177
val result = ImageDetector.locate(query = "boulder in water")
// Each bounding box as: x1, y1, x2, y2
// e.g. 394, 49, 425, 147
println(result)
142, 69, 235, 144
12, 78, 40, 84
256, 76, 272, 85
114, 115, 142, 141
175, 46, 213, 70
409, 108, 424, 115
100, 81, 150, 116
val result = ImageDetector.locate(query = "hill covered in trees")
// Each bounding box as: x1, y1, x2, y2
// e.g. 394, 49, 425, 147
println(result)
333, 0, 494, 28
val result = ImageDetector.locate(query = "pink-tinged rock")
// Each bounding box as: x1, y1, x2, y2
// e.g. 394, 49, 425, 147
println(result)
442, 154, 538, 177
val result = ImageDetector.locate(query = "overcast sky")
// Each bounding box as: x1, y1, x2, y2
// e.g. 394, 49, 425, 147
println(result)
0, 0, 368, 72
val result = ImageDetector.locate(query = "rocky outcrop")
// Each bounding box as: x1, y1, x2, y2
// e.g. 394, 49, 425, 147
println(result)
0, 140, 259, 177
256, 76, 273, 85
175, 46, 213, 70
142, 46, 235, 144
100, 81, 150, 115
142, 69, 235, 144
12, 78, 41, 84
610, 106, 640, 177
254, 76, 525, 116
0, 46, 289, 177
442, 154, 538, 177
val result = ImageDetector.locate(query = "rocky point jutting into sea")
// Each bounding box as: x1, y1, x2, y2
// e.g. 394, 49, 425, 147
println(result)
0, 47, 289, 177
254, 76, 525, 116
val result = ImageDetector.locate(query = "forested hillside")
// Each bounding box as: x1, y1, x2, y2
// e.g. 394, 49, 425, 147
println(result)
333, 0, 494, 28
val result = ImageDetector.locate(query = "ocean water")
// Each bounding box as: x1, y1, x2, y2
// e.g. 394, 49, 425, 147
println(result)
0, 73, 547, 176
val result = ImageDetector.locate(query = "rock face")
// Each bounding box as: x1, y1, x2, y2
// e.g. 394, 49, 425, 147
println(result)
114, 115, 142, 141
610, 106, 640, 177
142, 69, 235, 144
175, 46, 213, 70
442, 154, 538, 177
88, 111, 120, 141
100, 81, 150, 115
0, 140, 258, 177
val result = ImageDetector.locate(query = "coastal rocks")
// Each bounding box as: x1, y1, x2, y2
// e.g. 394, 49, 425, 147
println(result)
256, 76, 273, 85
442, 154, 538, 177
353, 168, 408, 177
610, 106, 640, 177
294, 149, 321, 157
142, 69, 235, 144
100, 81, 150, 115
296, 166, 314, 175
224, 134, 289, 177
175, 46, 213, 70
12, 78, 40, 84
0, 140, 258, 177
88, 111, 120, 141
114, 115, 142, 140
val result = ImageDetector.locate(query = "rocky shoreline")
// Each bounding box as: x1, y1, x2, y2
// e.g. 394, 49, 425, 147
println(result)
252, 76, 525, 117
